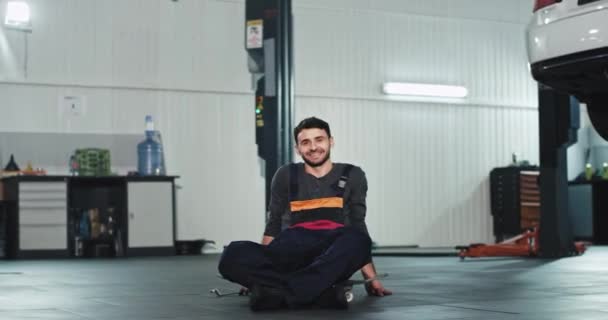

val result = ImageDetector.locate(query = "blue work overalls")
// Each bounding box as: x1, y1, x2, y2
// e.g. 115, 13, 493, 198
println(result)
218, 164, 372, 306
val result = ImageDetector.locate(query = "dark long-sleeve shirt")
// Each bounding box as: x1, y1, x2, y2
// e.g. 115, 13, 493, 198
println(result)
263, 162, 369, 237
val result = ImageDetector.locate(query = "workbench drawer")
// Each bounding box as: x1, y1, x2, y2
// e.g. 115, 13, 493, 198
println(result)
19, 182, 67, 194
19, 207, 67, 225
19, 225, 67, 250
19, 182, 67, 201
18, 181, 67, 225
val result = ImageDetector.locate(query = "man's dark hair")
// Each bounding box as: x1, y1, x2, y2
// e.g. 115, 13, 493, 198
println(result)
293, 117, 331, 144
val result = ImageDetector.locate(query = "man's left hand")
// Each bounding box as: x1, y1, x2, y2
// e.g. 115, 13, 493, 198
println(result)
365, 280, 393, 297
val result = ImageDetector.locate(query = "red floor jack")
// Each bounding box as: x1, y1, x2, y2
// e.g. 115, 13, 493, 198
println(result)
456, 227, 587, 260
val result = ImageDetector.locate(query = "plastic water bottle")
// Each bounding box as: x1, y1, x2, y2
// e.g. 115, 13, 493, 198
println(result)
79, 210, 90, 240
137, 115, 166, 176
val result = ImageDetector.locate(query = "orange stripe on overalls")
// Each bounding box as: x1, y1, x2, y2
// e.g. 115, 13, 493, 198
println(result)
290, 197, 344, 212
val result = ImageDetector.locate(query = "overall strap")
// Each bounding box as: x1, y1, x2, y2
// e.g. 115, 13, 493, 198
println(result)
336, 164, 354, 198
288, 163, 299, 201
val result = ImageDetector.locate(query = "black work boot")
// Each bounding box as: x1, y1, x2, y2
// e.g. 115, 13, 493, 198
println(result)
316, 284, 349, 309
249, 284, 286, 311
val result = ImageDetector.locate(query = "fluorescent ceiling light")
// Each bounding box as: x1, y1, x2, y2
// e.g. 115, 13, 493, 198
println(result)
4, 1, 31, 31
382, 82, 468, 98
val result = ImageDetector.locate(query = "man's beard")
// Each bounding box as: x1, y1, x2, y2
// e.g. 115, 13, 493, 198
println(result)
303, 150, 331, 167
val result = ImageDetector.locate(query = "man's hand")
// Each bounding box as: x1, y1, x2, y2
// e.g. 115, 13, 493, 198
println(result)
365, 279, 392, 297
261, 235, 274, 246
360, 262, 392, 297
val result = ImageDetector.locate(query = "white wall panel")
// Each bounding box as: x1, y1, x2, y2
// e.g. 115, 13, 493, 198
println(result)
297, 98, 538, 246
0, 0, 251, 91
291, 0, 540, 246
296, 0, 533, 24
294, 4, 537, 108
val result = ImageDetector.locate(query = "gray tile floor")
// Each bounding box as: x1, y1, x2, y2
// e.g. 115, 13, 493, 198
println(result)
1, 247, 607, 319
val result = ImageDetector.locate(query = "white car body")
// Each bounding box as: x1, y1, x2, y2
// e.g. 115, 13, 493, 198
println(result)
527, 0, 608, 64
526, 0, 608, 140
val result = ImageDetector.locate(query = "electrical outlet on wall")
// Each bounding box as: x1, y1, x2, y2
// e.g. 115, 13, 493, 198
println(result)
61, 95, 86, 116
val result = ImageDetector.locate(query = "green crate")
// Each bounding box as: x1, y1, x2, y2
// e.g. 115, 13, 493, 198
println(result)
74, 148, 111, 176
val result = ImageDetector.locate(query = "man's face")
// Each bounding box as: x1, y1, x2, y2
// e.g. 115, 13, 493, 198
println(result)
295, 128, 333, 167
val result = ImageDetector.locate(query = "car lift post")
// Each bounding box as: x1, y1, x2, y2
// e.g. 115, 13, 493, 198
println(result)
245, 0, 295, 210
537, 85, 579, 257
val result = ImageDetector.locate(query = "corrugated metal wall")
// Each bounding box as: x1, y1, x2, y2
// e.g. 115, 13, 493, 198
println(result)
297, 98, 538, 246
0, 0, 540, 248
293, 0, 539, 246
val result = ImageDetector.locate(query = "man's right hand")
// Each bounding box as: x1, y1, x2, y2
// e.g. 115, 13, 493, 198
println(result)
239, 287, 250, 296
365, 280, 392, 297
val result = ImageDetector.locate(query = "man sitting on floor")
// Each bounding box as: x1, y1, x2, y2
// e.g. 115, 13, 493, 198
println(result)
218, 117, 391, 310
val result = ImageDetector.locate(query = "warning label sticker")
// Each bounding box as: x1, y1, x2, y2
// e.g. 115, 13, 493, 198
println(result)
246, 19, 263, 49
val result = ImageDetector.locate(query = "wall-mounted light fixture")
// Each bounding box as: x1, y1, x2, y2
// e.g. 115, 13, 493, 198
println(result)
4, 1, 32, 32
382, 82, 468, 99
4, 1, 32, 78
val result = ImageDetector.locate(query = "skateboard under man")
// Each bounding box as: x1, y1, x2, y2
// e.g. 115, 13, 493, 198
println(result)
211, 273, 388, 303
